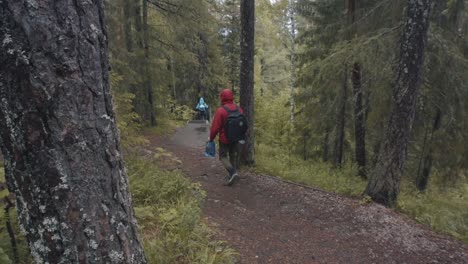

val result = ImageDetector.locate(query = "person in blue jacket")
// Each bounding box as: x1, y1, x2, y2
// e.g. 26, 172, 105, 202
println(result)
196, 97, 209, 120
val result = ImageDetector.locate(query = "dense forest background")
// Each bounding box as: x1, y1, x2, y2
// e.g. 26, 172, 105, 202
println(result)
0, 0, 466, 262
109, 0, 468, 243
106, 0, 467, 194
107, 0, 468, 243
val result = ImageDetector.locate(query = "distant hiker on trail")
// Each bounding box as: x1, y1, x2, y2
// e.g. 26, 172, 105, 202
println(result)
196, 97, 209, 120
209, 89, 248, 186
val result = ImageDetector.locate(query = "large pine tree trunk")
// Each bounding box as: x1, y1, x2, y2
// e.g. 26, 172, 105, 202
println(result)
365, 0, 433, 207
240, 0, 255, 165
352, 63, 366, 178
0, 1, 147, 263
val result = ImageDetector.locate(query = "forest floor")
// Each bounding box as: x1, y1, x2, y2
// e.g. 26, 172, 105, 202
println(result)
144, 121, 468, 264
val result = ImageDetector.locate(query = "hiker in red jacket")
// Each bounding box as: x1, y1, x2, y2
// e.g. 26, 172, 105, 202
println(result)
209, 89, 244, 186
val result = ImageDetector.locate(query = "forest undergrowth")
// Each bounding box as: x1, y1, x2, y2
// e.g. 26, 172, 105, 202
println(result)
0, 96, 236, 263
0, 157, 237, 264
128, 157, 237, 264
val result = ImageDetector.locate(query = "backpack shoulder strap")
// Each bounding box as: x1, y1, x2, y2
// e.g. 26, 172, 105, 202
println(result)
223, 105, 240, 113
223, 105, 234, 113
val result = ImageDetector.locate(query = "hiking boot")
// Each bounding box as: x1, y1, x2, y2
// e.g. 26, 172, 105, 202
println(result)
224, 172, 238, 186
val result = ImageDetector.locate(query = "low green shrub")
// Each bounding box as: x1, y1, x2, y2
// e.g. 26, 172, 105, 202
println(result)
169, 104, 197, 124
128, 158, 237, 263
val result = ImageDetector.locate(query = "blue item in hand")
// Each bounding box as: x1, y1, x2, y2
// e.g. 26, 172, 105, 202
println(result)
204, 141, 216, 157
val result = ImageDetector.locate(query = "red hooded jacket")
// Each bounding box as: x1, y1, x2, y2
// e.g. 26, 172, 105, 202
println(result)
209, 89, 244, 144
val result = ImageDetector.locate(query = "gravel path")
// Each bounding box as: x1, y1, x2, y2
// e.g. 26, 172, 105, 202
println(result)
146, 122, 468, 264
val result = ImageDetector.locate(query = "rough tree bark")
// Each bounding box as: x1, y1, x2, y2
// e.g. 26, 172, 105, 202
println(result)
365, 0, 433, 207
352, 63, 366, 178
334, 67, 348, 167
0, 1, 147, 263
240, 0, 255, 165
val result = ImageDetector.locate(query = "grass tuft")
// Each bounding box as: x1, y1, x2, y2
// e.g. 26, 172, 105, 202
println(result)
128, 157, 238, 263
398, 183, 468, 243
255, 143, 367, 197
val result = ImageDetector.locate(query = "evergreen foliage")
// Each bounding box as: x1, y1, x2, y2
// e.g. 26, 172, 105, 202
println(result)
0, 0, 466, 260
253, 0, 468, 241
290, 0, 468, 191
106, 0, 227, 124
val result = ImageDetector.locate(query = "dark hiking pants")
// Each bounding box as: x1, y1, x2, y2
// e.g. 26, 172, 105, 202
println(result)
219, 142, 239, 175
198, 110, 206, 120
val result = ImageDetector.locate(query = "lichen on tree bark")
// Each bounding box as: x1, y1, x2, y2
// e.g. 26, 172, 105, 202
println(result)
365, 0, 434, 207
0, 1, 146, 263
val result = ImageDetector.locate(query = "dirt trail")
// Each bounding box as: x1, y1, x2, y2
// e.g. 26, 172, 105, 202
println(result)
146, 122, 468, 264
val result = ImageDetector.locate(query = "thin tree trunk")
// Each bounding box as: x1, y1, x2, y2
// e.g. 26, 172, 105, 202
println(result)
347, 0, 357, 37
134, 1, 143, 49
416, 109, 442, 191
143, 0, 156, 126
323, 127, 330, 162
348, 0, 366, 178
303, 130, 310, 161
240, 0, 255, 165
171, 54, 177, 101
132, 0, 146, 119
365, 0, 433, 207
123, 0, 133, 52
352, 63, 367, 178
0, 1, 147, 262
334, 66, 348, 167
289, 0, 296, 123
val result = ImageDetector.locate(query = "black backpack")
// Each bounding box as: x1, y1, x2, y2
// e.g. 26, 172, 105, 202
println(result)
223, 106, 248, 143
